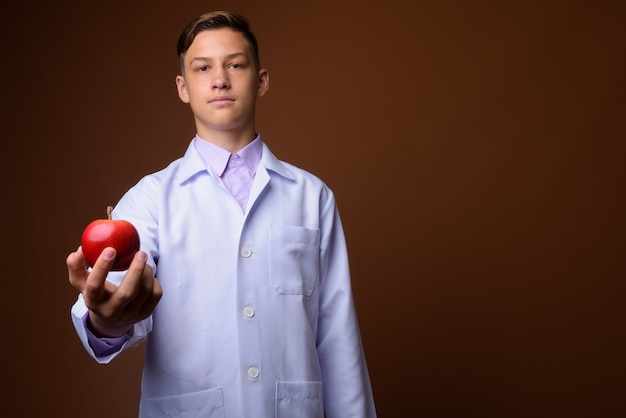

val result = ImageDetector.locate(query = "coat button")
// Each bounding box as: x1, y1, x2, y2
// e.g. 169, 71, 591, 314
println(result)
247, 367, 260, 379
243, 306, 255, 318
241, 247, 252, 258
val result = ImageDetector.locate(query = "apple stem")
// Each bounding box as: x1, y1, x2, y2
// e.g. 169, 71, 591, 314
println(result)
106, 205, 113, 220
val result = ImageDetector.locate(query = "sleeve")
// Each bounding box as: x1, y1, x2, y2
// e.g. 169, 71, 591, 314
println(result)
69, 174, 160, 363
316, 189, 377, 417
82, 312, 131, 357
70, 293, 152, 364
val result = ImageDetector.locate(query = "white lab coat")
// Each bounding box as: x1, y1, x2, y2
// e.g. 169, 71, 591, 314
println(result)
71, 139, 377, 417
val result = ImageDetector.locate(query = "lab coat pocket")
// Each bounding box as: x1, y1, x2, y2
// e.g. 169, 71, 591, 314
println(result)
269, 225, 320, 296
146, 387, 225, 417
276, 381, 324, 418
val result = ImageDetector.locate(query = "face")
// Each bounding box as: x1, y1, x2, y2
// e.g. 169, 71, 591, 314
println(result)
175, 28, 269, 141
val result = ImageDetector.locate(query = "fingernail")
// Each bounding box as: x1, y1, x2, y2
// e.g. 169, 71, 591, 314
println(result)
136, 251, 147, 261
102, 248, 115, 260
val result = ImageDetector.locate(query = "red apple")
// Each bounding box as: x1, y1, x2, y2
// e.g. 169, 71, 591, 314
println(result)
81, 206, 140, 271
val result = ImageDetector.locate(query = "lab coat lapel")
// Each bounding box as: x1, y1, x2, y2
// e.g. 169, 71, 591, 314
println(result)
245, 143, 294, 216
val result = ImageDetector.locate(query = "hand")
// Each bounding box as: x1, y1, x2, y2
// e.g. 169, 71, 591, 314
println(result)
67, 246, 163, 337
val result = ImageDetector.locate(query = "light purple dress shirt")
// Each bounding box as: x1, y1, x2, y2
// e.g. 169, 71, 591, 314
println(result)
194, 133, 262, 212
84, 134, 263, 355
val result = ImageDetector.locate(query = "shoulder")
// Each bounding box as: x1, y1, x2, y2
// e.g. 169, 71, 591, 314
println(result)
133, 140, 206, 189
262, 144, 330, 189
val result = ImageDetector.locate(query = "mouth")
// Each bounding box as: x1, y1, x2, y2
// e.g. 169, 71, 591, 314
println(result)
209, 96, 235, 106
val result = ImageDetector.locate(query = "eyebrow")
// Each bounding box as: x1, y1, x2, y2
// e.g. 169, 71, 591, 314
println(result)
189, 52, 249, 64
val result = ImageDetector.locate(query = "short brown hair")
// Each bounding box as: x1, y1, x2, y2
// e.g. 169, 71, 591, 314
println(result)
176, 11, 260, 74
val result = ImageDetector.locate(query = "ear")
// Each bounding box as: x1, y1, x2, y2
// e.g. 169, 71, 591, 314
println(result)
256, 69, 269, 98
175, 75, 190, 103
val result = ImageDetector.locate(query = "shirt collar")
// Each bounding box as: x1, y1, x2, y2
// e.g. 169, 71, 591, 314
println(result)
194, 134, 263, 177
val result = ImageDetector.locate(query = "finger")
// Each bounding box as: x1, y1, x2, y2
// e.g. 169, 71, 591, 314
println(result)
138, 276, 163, 319
116, 253, 162, 320
67, 246, 88, 291
114, 251, 149, 308
83, 247, 117, 305
137, 254, 155, 290
128, 271, 162, 322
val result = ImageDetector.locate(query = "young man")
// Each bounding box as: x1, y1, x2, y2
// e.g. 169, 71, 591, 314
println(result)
67, 11, 376, 417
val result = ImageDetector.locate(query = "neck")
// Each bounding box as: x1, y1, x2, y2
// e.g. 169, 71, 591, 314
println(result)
195, 126, 256, 154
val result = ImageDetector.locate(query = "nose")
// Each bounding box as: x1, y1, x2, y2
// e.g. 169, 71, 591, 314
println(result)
212, 67, 230, 90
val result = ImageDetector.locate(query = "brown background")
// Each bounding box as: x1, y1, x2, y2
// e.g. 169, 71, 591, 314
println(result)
2, 0, 624, 417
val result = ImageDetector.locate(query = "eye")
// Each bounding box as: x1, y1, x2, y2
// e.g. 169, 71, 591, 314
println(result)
229, 63, 243, 69
197, 65, 209, 72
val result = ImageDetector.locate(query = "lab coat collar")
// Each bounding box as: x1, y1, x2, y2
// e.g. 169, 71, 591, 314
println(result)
175, 137, 295, 185
259, 142, 296, 181
176, 140, 211, 184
